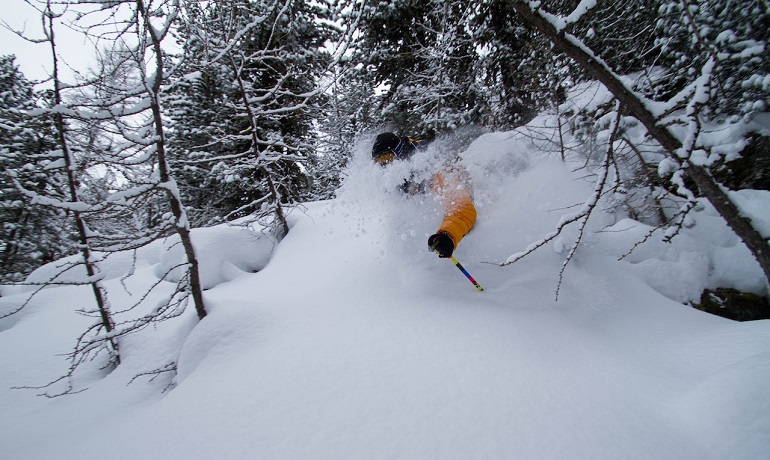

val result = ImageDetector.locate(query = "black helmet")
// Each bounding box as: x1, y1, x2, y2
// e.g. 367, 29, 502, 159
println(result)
372, 132, 416, 162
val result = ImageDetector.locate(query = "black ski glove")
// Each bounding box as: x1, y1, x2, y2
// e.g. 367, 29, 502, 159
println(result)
428, 232, 454, 258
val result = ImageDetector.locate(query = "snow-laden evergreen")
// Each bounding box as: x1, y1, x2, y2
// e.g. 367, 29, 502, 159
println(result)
2, 115, 768, 459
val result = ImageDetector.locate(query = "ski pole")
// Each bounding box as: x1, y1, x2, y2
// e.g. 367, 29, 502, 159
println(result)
449, 255, 484, 291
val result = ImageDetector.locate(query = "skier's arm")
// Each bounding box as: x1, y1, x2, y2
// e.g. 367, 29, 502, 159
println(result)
431, 170, 477, 252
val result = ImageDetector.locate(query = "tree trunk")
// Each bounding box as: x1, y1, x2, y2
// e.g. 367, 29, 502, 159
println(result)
231, 58, 290, 237
139, 0, 207, 319
510, 1, 770, 288
47, 8, 120, 363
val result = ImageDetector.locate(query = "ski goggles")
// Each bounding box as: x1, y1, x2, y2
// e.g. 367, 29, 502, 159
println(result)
373, 151, 397, 165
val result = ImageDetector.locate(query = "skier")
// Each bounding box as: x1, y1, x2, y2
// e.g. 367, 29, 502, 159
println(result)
371, 132, 477, 259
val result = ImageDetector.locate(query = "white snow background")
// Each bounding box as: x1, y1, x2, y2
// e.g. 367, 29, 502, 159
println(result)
1, 113, 769, 459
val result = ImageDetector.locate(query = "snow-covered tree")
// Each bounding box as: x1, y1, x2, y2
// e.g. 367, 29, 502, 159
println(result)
509, 0, 770, 290
0, 4, 122, 394
168, 0, 334, 231
473, 0, 559, 128
312, 0, 373, 201
164, 2, 244, 226
309, 71, 357, 200
392, 1, 482, 137
64, 0, 209, 323
347, 0, 482, 137
0, 55, 72, 283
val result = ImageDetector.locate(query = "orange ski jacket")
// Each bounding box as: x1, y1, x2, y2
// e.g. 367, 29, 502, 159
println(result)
431, 167, 477, 250
372, 133, 477, 250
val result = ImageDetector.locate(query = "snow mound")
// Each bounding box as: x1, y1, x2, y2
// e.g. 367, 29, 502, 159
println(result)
156, 225, 276, 289
16, 225, 275, 294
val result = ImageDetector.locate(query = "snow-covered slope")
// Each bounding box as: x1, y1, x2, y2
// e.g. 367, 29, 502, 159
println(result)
1, 121, 769, 459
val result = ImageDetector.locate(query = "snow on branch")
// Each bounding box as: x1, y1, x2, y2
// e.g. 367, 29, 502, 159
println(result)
512, 0, 770, 287
527, 0, 599, 33
7, 174, 91, 212
206, 0, 284, 65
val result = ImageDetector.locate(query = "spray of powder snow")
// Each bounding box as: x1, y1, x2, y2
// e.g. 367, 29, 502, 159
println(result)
333, 133, 448, 262
330, 128, 537, 266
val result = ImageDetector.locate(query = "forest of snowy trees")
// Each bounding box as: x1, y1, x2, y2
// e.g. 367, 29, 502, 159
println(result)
1, 0, 769, 384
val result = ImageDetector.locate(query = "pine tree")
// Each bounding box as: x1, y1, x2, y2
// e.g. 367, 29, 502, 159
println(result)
164, 4, 244, 226
168, 0, 334, 228
349, 0, 484, 137
577, 0, 663, 75
656, 0, 770, 121
0, 55, 72, 283
397, 1, 481, 136
473, 0, 579, 128
310, 70, 360, 200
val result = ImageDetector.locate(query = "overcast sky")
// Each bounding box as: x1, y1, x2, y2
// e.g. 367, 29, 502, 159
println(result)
1, 0, 98, 83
